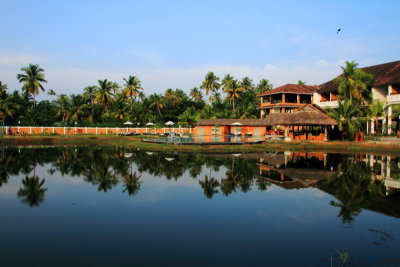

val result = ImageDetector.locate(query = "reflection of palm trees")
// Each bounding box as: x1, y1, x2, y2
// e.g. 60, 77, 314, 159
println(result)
122, 165, 142, 196
199, 168, 219, 199
17, 176, 47, 207
323, 158, 385, 223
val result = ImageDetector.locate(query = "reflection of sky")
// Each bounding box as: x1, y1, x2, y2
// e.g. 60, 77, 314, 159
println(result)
0, 158, 399, 266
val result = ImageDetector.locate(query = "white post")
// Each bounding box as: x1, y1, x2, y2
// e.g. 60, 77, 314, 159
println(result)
53, 126, 55, 133
41, 126, 43, 133
5, 126, 8, 135
96, 127, 98, 135
64, 127, 66, 135
106, 127, 108, 134
18, 125, 20, 133
388, 105, 392, 135
30, 127, 32, 135
164, 128, 165, 134
116, 127, 118, 135
370, 119, 375, 134
86, 127, 88, 134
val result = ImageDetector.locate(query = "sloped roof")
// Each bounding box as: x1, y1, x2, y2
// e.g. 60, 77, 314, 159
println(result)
318, 60, 400, 93
197, 105, 337, 126
257, 84, 319, 97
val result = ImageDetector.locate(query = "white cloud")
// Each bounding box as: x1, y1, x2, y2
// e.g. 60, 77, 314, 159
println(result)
0, 53, 47, 66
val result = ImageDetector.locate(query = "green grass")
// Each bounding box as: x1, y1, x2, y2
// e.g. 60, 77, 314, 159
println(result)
1, 135, 400, 155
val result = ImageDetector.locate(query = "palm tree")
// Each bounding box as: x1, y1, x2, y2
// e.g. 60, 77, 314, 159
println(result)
368, 99, 387, 134
200, 72, 220, 96
148, 93, 165, 121
256, 79, 273, 94
334, 61, 373, 104
190, 87, 203, 102
0, 81, 8, 92
241, 77, 254, 91
94, 79, 114, 113
178, 107, 198, 127
83, 86, 97, 122
17, 64, 47, 105
224, 79, 244, 114
326, 99, 361, 140
297, 80, 306, 85
47, 89, 56, 101
0, 90, 17, 122
54, 94, 71, 125
221, 74, 234, 91
69, 94, 87, 123
122, 75, 143, 116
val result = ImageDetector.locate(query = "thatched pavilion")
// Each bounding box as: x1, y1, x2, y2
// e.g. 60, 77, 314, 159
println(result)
194, 104, 337, 141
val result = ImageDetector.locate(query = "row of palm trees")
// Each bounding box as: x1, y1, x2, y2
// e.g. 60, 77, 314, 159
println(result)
0, 64, 273, 126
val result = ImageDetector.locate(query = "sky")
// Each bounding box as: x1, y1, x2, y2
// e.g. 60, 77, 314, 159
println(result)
0, 0, 399, 100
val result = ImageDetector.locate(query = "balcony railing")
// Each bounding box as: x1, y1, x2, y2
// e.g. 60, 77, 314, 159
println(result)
317, 101, 339, 108
387, 94, 400, 104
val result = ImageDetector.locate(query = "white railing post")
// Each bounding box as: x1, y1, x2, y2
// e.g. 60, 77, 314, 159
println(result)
96, 127, 98, 135
30, 127, 32, 135
106, 127, 108, 134
53, 126, 55, 133
64, 127, 66, 135
86, 127, 88, 134
116, 127, 118, 135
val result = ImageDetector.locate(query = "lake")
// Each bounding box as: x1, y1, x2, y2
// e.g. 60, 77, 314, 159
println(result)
0, 146, 399, 266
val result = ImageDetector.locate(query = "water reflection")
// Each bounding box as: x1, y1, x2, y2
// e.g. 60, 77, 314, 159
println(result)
0, 146, 399, 223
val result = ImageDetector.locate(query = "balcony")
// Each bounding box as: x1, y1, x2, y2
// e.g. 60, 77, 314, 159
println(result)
317, 101, 339, 108
387, 94, 400, 104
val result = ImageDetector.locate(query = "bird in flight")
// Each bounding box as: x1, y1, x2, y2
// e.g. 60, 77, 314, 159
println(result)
337, 28, 341, 34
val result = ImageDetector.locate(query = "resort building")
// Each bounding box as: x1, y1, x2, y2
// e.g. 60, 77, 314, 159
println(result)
195, 104, 337, 140
257, 84, 319, 117
313, 60, 400, 134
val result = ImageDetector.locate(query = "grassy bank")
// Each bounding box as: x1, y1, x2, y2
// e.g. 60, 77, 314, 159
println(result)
1, 135, 400, 156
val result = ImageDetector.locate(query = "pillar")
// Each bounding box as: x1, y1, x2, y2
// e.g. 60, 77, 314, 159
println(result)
324, 126, 327, 141
370, 119, 375, 134
386, 156, 391, 178
282, 93, 285, 103
388, 105, 392, 135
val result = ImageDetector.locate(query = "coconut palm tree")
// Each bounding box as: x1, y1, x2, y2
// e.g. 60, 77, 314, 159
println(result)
297, 80, 306, 85
241, 77, 254, 91
0, 81, 8, 92
368, 99, 387, 134
190, 87, 203, 102
0, 90, 17, 122
200, 72, 220, 96
148, 93, 165, 121
224, 79, 244, 114
178, 106, 198, 127
122, 75, 143, 116
69, 94, 87, 123
221, 74, 234, 91
54, 94, 71, 125
47, 89, 56, 101
256, 79, 273, 94
326, 99, 361, 140
17, 64, 47, 106
334, 61, 373, 104
94, 79, 114, 113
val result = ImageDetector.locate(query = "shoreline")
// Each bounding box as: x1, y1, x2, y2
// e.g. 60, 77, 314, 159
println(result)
1, 135, 400, 156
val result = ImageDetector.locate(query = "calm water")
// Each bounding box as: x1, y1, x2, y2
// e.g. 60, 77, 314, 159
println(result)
0, 146, 399, 267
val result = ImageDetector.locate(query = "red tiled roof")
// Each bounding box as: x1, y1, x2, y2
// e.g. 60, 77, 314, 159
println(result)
318, 60, 400, 93
257, 84, 320, 97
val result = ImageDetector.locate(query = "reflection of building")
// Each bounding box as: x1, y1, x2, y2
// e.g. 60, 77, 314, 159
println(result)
362, 154, 400, 196
257, 151, 335, 189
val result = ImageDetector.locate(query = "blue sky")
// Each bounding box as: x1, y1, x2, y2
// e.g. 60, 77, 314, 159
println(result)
0, 0, 399, 99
